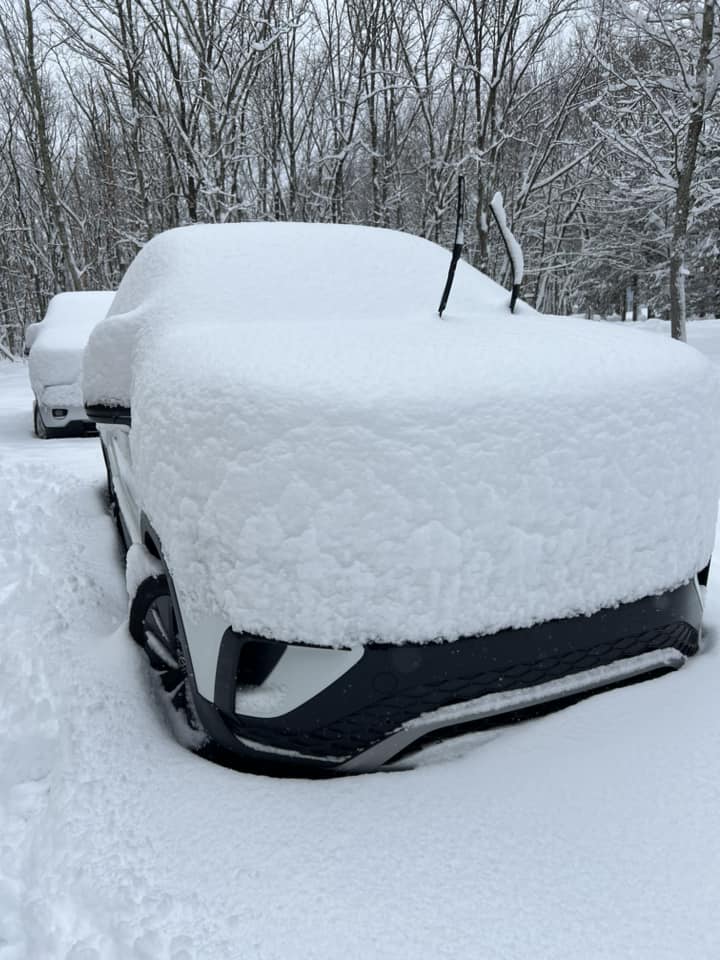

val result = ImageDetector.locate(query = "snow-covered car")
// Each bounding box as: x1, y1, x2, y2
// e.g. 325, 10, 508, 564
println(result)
83, 223, 719, 774
28, 290, 115, 438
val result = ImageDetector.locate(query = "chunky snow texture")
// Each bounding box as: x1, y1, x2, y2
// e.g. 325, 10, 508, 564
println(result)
28, 291, 114, 407
85, 223, 720, 646
490, 192, 524, 284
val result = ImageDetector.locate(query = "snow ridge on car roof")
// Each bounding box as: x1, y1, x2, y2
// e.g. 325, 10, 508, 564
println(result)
108, 221, 509, 323
83, 222, 516, 408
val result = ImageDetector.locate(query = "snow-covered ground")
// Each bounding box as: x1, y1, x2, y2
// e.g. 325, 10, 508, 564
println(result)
638, 317, 720, 366
2, 322, 720, 959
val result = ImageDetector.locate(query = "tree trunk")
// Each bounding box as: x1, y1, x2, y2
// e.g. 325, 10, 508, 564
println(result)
18, 0, 83, 289
669, 0, 715, 341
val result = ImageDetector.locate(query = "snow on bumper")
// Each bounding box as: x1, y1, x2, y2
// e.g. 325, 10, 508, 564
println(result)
37, 385, 92, 430
40, 382, 83, 409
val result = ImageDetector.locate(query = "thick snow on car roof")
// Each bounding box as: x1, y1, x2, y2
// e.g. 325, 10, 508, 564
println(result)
83, 221, 516, 407
29, 291, 115, 404
85, 223, 720, 646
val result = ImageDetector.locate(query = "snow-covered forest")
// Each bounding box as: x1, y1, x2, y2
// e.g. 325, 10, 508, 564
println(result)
0, 0, 718, 354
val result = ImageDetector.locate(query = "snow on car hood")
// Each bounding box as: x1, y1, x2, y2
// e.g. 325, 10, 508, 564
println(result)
29, 291, 115, 405
90, 223, 720, 645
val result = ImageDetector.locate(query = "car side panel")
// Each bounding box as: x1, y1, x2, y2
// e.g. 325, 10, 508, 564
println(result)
100, 423, 142, 544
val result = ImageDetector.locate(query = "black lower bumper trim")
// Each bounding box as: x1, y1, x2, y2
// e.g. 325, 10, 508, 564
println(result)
190, 579, 703, 773
388, 664, 680, 767
41, 419, 98, 439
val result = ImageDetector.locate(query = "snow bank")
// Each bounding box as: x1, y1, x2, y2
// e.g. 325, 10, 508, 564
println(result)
28, 291, 114, 406
84, 223, 720, 646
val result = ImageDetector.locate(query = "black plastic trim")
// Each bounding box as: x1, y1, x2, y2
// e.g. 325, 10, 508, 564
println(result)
86, 404, 131, 426
214, 630, 287, 713
46, 419, 98, 438
198, 580, 703, 772
389, 665, 678, 766
122, 497, 708, 776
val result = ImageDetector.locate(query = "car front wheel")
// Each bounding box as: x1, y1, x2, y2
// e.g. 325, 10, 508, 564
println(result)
129, 575, 204, 743
33, 402, 49, 439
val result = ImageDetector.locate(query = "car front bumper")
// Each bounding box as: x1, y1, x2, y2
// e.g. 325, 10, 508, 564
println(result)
38, 400, 97, 435
188, 577, 704, 775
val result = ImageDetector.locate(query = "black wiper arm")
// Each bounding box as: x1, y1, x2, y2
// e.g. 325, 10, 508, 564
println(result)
438, 175, 465, 318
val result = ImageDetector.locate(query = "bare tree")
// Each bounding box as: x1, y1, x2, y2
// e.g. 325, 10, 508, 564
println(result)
591, 0, 719, 338
0, 0, 718, 349
0, 0, 85, 290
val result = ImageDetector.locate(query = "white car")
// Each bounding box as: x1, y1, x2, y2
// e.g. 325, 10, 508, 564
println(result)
83, 223, 719, 774
28, 290, 115, 438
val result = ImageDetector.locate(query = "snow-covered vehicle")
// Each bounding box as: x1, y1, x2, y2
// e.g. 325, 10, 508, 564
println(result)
28, 290, 115, 438
83, 223, 719, 774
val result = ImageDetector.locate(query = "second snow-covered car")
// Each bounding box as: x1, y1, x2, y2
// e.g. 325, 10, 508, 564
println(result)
28, 290, 115, 438
83, 223, 719, 774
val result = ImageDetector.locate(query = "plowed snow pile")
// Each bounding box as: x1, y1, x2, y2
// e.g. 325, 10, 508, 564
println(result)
2, 323, 720, 958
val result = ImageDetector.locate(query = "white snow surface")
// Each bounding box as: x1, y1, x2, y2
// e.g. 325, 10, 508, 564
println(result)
85, 223, 720, 645
83, 222, 519, 408
3, 349, 720, 958
629, 316, 720, 366
28, 292, 114, 407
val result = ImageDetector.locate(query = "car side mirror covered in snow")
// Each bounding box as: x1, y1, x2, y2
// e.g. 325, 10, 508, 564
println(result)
24, 323, 42, 353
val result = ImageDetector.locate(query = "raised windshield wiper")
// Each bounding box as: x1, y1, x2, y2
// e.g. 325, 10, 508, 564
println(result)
438, 175, 465, 318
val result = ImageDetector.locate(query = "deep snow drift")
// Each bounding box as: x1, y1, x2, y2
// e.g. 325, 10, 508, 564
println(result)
2, 321, 720, 958
85, 224, 719, 645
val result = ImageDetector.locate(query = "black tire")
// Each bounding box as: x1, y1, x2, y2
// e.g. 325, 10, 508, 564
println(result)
129, 575, 203, 737
33, 402, 49, 439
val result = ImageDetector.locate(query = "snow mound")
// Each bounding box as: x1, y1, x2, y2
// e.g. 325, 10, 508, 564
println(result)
28, 291, 115, 406
83, 222, 720, 646
133, 311, 719, 645
83, 222, 515, 407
